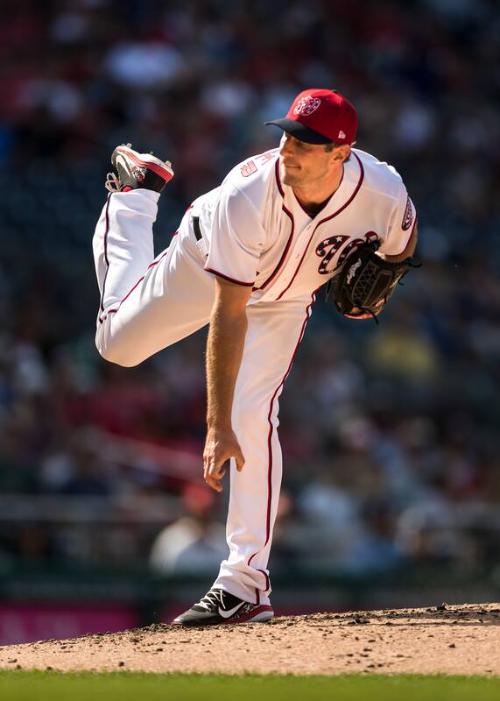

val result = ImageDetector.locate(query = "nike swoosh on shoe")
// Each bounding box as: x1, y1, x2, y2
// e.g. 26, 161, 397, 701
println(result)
115, 154, 132, 176
218, 602, 246, 619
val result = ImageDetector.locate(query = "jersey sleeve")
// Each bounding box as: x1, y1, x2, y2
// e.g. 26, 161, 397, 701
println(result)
204, 182, 264, 286
378, 184, 417, 256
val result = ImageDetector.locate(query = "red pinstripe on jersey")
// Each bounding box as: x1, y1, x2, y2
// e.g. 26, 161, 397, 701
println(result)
276, 153, 364, 300
247, 292, 315, 589
99, 195, 112, 313
258, 569, 271, 593
204, 268, 255, 287
254, 160, 295, 291
98, 246, 172, 324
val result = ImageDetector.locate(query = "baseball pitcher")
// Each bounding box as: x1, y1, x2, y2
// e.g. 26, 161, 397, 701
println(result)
92, 88, 418, 626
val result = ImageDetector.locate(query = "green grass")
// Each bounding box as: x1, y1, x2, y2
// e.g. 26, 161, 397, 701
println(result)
0, 672, 499, 701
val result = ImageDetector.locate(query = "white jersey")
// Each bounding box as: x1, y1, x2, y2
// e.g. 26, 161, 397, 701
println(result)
93, 142, 417, 609
192, 147, 416, 303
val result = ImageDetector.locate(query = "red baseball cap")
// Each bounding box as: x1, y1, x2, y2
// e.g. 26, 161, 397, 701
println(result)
266, 88, 358, 145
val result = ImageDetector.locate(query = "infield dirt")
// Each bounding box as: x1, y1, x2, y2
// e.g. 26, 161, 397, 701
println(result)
0, 603, 499, 676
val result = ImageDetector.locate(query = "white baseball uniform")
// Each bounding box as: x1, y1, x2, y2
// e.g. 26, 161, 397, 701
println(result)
93, 146, 416, 605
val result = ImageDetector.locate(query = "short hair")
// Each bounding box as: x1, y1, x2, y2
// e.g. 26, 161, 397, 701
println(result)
325, 143, 351, 161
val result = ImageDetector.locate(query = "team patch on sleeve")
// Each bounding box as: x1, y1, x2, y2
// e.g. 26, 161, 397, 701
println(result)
240, 151, 276, 177
402, 196, 414, 231
240, 160, 258, 177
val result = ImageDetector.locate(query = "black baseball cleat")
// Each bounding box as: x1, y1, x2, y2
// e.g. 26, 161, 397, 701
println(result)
105, 143, 174, 193
172, 587, 274, 627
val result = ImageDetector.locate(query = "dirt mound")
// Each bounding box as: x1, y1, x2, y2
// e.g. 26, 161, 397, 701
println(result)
1, 603, 500, 675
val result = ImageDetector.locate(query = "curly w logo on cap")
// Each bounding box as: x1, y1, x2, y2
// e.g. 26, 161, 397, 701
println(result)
294, 96, 322, 116
266, 88, 358, 145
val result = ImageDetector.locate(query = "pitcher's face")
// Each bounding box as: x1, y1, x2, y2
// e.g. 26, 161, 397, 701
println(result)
279, 133, 346, 189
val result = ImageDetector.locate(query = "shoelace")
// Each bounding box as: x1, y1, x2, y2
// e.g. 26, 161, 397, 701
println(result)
197, 589, 225, 612
105, 172, 121, 193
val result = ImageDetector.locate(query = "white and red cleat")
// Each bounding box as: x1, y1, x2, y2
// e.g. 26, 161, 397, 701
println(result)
105, 143, 174, 193
172, 587, 274, 627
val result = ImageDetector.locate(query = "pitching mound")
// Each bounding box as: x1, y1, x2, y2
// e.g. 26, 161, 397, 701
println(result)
1, 603, 499, 676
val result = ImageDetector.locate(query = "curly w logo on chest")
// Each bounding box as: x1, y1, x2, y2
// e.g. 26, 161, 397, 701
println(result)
315, 232, 379, 275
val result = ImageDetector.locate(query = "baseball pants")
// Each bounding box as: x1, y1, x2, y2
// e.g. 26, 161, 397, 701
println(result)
93, 190, 312, 604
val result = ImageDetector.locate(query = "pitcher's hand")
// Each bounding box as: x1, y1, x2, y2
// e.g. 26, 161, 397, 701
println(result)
203, 427, 245, 492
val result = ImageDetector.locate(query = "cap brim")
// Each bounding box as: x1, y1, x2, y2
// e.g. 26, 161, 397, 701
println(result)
265, 118, 333, 145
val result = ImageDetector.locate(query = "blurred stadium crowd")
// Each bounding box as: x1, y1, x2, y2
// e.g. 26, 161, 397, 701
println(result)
1, 0, 500, 580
